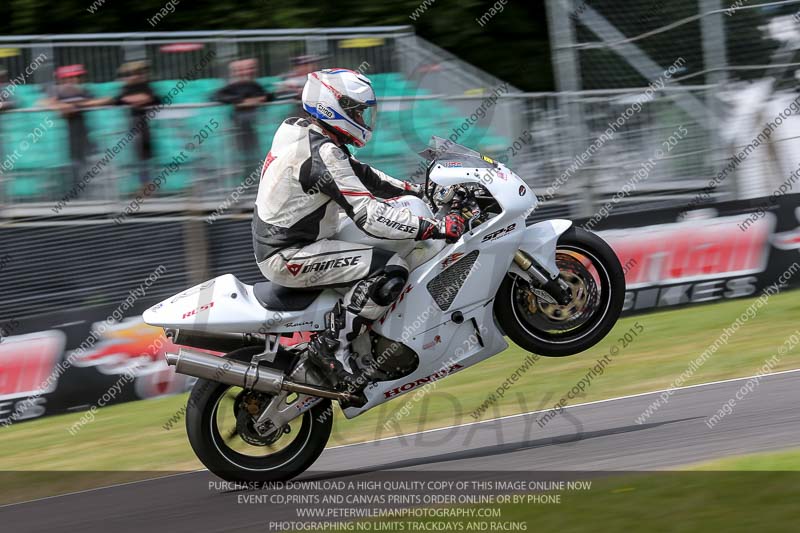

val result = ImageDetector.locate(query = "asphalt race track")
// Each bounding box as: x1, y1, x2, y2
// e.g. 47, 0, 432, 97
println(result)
3, 370, 800, 532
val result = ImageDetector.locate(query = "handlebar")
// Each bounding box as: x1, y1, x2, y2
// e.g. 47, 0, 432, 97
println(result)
447, 187, 482, 234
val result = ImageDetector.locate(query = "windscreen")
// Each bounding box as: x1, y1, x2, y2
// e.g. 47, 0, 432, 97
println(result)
418, 136, 494, 168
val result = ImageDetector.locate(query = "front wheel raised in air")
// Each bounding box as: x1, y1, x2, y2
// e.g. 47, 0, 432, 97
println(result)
495, 226, 625, 357
185, 346, 332, 483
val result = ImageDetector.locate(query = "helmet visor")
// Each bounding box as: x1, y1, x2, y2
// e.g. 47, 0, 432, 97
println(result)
340, 96, 377, 132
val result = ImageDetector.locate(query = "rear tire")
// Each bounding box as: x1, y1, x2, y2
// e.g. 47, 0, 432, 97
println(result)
185, 346, 332, 483
495, 226, 625, 357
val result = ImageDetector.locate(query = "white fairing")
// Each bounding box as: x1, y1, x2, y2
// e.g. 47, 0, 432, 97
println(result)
517, 219, 573, 278
142, 274, 340, 333
143, 137, 577, 420
340, 159, 554, 417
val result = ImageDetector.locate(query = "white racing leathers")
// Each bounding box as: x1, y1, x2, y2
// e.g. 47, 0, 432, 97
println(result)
253, 118, 432, 366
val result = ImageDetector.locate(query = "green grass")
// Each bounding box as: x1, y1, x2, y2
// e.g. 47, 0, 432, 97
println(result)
687, 447, 800, 471
1, 290, 798, 503
330, 470, 800, 532
322, 448, 800, 533
491, 471, 800, 532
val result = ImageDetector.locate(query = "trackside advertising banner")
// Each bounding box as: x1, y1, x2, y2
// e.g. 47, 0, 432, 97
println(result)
2, 193, 800, 425
0, 305, 197, 427
583, 193, 800, 314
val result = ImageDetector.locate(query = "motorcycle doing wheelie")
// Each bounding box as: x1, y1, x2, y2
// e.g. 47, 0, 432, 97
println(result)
143, 136, 626, 483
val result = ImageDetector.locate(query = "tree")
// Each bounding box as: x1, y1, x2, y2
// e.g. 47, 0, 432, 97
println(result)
0, 0, 554, 91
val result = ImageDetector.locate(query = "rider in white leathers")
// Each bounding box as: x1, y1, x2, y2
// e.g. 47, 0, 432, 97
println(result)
253, 69, 466, 400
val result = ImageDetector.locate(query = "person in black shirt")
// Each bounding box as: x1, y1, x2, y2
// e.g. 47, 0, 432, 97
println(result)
214, 58, 272, 173
0, 67, 17, 178
115, 61, 161, 185
0, 67, 16, 112
42, 64, 111, 196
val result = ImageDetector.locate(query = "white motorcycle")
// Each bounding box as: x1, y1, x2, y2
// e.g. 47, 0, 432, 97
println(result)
143, 137, 625, 482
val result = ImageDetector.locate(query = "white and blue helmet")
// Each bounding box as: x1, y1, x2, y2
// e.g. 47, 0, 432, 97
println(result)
301, 69, 377, 148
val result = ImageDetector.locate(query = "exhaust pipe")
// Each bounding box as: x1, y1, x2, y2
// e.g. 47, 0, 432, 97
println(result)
165, 348, 352, 402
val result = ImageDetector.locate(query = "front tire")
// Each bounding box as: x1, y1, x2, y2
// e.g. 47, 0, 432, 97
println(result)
185, 346, 333, 483
495, 226, 625, 357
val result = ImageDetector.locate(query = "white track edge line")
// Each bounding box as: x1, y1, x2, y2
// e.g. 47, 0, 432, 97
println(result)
327, 367, 800, 450
3, 367, 799, 509
0, 470, 205, 510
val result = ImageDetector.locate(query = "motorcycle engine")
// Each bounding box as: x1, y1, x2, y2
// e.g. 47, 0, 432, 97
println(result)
355, 332, 419, 381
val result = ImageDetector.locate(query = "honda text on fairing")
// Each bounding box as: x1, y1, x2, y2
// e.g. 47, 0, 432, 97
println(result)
143, 137, 625, 482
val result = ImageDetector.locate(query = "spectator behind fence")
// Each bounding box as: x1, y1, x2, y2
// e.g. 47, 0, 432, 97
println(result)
275, 55, 320, 116
0, 68, 17, 175
0, 67, 16, 112
213, 58, 272, 173
41, 65, 111, 196
115, 60, 161, 186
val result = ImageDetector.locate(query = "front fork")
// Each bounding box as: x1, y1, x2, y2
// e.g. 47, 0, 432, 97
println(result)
511, 250, 573, 305
509, 219, 575, 305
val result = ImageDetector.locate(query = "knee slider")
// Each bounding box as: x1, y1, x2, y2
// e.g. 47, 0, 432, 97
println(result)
373, 267, 408, 306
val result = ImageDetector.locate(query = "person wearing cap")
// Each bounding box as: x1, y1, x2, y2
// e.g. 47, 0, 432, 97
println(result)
41, 64, 111, 195
214, 58, 273, 175
275, 55, 321, 115
115, 60, 161, 185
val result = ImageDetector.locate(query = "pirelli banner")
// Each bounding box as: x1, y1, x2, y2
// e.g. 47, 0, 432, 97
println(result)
584, 192, 800, 314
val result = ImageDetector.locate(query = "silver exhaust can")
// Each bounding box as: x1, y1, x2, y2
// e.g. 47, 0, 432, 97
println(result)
165, 348, 352, 401
166, 348, 284, 395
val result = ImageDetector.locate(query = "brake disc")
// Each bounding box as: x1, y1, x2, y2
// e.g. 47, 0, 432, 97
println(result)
536, 271, 589, 321
233, 391, 285, 446
519, 253, 597, 325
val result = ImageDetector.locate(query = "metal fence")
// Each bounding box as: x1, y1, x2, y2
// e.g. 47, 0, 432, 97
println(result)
545, 0, 800, 215
1, 23, 797, 221
0, 86, 787, 220
0, 27, 523, 213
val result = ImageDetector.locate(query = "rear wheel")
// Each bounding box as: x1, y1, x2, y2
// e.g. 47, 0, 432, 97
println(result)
495, 226, 625, 357
185, 346, 332, 483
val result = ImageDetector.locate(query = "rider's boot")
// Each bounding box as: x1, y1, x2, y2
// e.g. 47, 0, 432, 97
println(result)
307, 302, 368, 407
307, 270, 408, 407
